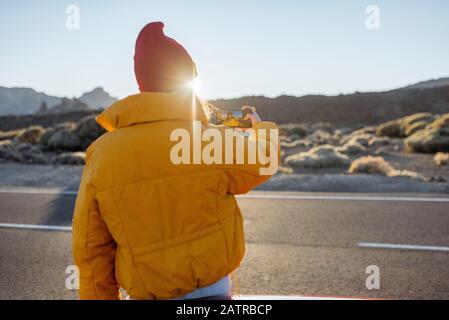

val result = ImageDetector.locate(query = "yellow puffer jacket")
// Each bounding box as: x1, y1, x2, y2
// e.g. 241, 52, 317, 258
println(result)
72, 89, 277, 299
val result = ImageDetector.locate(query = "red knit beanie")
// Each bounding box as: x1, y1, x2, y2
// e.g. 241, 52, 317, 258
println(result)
134, 21, 197, 92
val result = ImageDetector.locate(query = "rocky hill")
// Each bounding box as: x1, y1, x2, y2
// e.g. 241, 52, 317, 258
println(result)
38, 98, 90, 115
0, 86, 117, 116
2, 78, 449, 127
402, 77, 449, 90
79, 87, 117, 110
0, 87, 62, 116
211, 80, 449, 126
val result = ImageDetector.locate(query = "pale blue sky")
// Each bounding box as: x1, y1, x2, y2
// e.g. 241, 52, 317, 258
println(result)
0, 0, 448, 99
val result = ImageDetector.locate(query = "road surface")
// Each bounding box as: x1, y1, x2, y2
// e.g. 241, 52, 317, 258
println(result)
0, 187, 448, 299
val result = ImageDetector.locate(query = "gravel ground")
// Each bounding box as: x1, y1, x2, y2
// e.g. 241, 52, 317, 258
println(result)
0, 162, 448, 193
0, 163, 83, 190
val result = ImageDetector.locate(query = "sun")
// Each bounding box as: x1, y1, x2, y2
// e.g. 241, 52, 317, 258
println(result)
189, 78, 201, 94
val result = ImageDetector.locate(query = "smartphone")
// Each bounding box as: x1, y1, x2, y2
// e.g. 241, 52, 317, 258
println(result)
211, 107, 252, 128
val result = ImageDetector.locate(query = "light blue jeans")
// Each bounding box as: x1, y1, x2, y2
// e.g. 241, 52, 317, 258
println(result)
125, 275, 231, 300
173, 275, 231, 300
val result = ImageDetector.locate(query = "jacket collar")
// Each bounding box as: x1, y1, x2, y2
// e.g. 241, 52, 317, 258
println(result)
96, 89, 209, 132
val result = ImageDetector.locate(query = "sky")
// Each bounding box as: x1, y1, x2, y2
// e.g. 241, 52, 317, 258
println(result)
0, 0, 448, 100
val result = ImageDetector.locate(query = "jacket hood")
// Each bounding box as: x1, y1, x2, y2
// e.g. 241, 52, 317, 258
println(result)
96, 89, 208, 132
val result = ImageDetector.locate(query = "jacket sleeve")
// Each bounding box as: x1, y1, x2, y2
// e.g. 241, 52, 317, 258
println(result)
225, 121, 279, 195
72, 163, 120, 300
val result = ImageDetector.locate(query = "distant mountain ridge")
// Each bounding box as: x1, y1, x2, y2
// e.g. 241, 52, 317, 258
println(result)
1, 78, 449, 126
0, 87, 62, 116
211, 78, 449, 126
0, 87, 117, 116
79, 87, 117, 110
37, 98, 90, 115
402, 77, 449, 90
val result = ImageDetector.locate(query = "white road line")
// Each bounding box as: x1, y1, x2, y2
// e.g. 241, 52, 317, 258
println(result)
1, 188, 449, 202
358, 242, 449, 252
240, 194, 449, 202
0, 223, 72, 232
0, 189, 78, 195
1, 223, 448, 255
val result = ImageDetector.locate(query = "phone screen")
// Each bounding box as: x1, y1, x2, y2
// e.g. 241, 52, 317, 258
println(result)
218, 109, 242, 119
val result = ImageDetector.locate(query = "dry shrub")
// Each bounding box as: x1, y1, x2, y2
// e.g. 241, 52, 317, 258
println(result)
53, 152, 85, 165
405, 113, 449, 153
278, 124, 307, 137
336, 141, 367, 156
281, 139, 310, 149
16, 126, 44, 144
348, 156, 395, 175
285, 145, 350, 169
345, 133, 374, 147
349, 156, 425, 180
376, 113, 434, 138
0, 129, 21, 141
368, 137, 390, 148
434, 152, 449, 166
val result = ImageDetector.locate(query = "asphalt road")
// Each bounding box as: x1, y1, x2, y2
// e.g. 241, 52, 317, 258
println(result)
0, 187, 448, 299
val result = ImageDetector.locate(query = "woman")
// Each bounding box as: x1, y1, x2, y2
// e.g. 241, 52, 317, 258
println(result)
72, 21, 277, 300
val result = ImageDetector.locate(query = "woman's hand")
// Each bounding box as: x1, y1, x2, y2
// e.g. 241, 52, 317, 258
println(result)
244, 106, 261, 122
